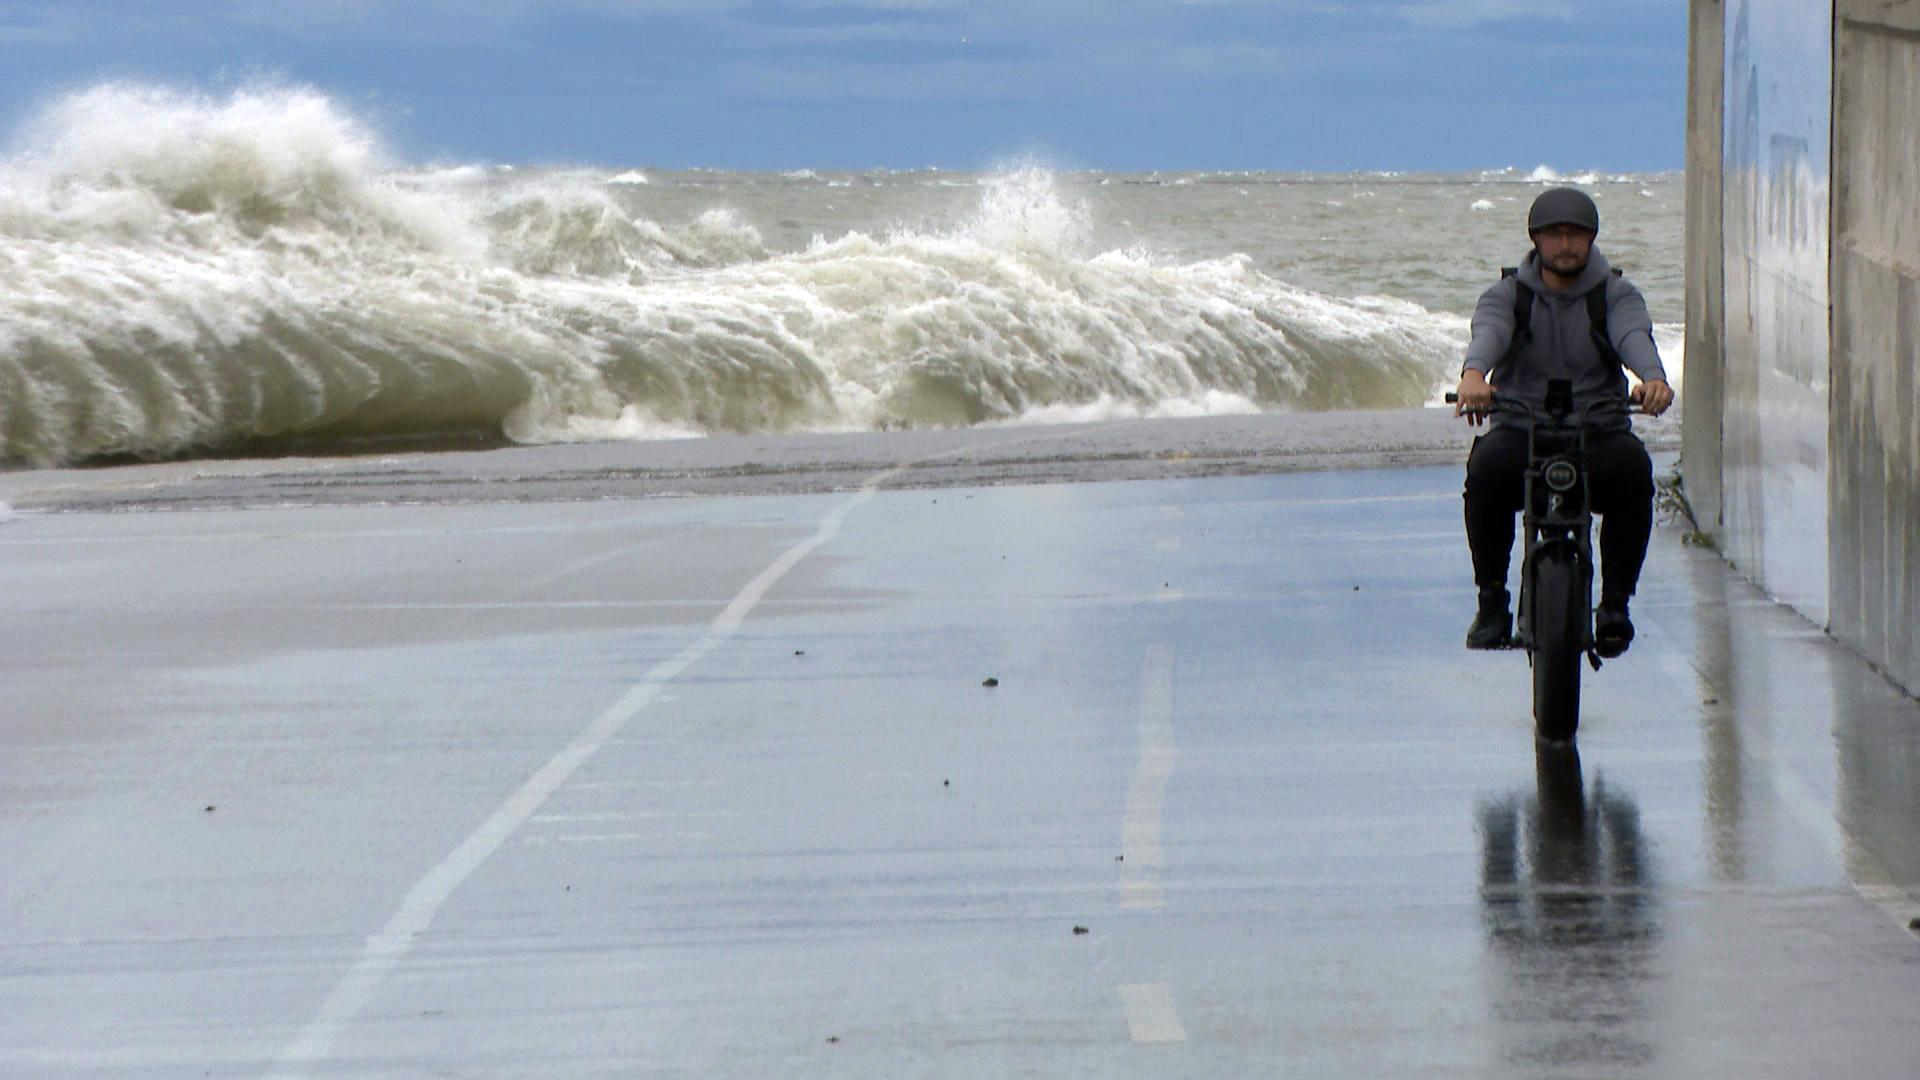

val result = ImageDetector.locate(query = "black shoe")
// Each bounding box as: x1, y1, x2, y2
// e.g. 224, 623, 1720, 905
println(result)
1595, 599, 1634, 658
1466, 588, 1512, 650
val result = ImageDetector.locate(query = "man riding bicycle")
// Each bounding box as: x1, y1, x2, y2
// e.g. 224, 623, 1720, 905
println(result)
1454, 187, 1674, 656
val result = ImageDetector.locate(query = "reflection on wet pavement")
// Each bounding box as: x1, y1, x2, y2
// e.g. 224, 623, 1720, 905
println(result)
1480, 744, 1660, 1073
1678, 534, 1920, 931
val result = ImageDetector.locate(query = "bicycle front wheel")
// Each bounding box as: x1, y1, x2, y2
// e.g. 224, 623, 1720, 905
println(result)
1529, 545, 1586, 742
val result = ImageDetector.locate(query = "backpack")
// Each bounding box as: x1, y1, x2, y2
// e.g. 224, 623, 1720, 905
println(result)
1501, 266, 1624, 366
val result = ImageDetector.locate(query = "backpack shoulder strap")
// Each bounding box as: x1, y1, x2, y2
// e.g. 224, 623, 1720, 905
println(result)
1586, 268, 1624, 364
1501, 268, 1533, 344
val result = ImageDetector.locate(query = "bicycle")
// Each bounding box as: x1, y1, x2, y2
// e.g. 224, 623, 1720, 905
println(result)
1448, 378, 1634, 742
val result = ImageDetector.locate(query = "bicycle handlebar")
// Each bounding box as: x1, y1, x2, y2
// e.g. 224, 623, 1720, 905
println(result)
1444, 391, 1643, 419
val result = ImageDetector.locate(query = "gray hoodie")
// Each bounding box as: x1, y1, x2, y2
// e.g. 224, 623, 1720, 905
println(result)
1461, 246, 1667, 431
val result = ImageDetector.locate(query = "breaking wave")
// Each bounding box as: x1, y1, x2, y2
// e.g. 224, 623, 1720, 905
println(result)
0, 83, 1468, 467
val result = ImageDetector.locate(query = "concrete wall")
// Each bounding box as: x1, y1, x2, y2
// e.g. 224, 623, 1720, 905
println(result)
1687, 0, 1920, 695
1685, 0, 1727, 534
1719, 0, 1833, 625
1831, 0, 1920, 691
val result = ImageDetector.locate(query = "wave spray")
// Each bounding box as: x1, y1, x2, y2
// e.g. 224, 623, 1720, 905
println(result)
0, 84, 1467, 466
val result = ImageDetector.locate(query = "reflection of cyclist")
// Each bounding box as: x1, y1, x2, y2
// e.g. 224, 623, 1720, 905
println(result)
1479, 743, 1661, 1068
1454, 188, 1674, 655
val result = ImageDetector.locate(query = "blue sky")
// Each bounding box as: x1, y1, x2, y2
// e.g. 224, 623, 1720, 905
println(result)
0, 0, 1688, 171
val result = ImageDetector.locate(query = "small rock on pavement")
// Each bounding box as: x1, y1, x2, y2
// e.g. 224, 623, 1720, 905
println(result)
1072, 925, 1090, 936
982, 677, 999, 688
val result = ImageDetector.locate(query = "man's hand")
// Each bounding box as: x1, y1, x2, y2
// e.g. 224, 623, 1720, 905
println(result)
1631, 378, 1675, 417
1455, 369, 1495, 427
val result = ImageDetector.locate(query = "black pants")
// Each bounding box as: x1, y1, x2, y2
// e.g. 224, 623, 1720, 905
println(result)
1463, 426, 1654, 603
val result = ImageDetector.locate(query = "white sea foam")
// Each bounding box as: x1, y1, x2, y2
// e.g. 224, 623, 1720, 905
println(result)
1524, 165, 1645, 187
1000, 389, 1264, 426
0, 83, 1519, 466
1528, 165, 1602, 185
393, 166, 491, 189
508, 402, 706, 443
606, 170, 651, 185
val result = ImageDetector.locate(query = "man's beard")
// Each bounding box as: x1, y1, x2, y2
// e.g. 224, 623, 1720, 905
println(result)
1539, 249, 1589, 277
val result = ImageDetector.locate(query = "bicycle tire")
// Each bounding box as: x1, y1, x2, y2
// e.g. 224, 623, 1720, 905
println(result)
1530, 546, 1585, 741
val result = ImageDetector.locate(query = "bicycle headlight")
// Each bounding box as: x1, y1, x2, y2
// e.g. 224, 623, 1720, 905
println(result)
1543, 460, 1579, 492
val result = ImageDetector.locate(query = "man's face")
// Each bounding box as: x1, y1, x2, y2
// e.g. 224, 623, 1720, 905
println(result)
1532, 224, 1595, 278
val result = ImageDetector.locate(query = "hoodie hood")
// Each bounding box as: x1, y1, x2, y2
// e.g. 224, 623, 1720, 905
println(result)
1460, 240, 1665, 432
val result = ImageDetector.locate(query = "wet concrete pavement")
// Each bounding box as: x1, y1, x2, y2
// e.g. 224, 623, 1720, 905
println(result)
3, 453, 1918, 1078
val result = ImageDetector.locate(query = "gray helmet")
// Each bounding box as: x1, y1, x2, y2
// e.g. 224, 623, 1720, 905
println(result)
1527, 187, 1600, 235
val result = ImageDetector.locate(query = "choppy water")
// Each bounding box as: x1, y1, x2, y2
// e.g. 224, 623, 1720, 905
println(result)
0, 84, 1684, 467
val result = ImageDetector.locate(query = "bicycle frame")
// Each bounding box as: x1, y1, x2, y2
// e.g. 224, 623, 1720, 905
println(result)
1466, 383, 1628, 663
1512, 396, 1595, 658
1452, 379, 1636, 740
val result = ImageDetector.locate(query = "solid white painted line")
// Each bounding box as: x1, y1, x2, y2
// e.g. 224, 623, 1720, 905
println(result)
266, 468, 906, 1079
1155, 588, 1183, 603
1120, 644, 1176, 911
1117, 982, 1188, 1043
